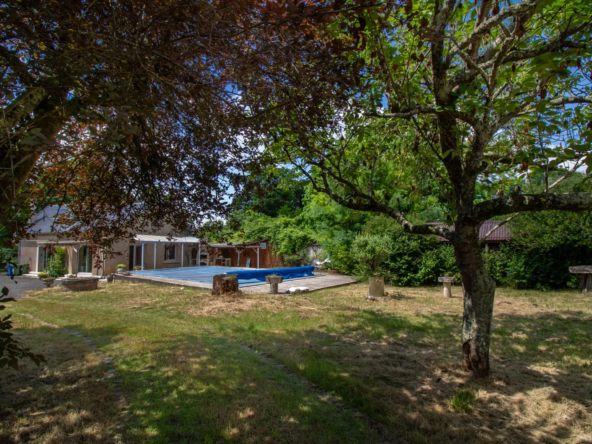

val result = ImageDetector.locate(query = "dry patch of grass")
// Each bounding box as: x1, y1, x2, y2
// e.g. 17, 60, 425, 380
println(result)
0, 318, 121, 444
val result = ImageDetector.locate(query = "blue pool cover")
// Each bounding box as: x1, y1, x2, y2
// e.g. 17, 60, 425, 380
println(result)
231, 266, 314, 282
132, 265, 315, 287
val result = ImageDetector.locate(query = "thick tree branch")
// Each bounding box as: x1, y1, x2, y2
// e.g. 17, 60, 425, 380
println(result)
455, 0, 539, 54
280, 146, 454, 239
495, 95, 592, 130
364, 106, 477, 126
472, 192, 592, 221
448, 20, 590, 90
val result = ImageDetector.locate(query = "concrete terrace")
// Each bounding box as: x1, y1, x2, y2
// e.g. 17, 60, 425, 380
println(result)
114, 272, 357, 293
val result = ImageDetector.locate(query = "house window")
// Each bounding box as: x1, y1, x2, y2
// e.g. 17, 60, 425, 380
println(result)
164, 244, 176, 261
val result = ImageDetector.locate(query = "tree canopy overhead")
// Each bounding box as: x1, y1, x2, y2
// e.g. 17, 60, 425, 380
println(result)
2, 0, 591, 378
1, 0, 254, 242
253, 0, 592, 377
1, 0, 353, 245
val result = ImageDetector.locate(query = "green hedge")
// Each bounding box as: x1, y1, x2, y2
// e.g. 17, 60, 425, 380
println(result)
485, 243, 591, 290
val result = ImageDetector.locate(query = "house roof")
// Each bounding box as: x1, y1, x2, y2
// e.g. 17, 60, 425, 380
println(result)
28, 205, 71, 234
428, 220, 512, 242
133, 234, 200, 243
208, 240, 266, 248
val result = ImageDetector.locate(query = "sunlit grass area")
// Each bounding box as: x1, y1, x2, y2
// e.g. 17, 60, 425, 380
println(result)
2, 282, 591, 443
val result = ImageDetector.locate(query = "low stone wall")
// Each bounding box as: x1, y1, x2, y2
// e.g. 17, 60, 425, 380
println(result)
60, 277, 100, 292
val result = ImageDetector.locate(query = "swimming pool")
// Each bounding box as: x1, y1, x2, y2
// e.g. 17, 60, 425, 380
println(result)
131, 265, 315, 287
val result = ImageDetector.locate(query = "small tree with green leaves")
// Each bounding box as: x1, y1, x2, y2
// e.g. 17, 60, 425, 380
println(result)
351, 234, 393, 279
46, 247, 67, 278
0, 286, 45, 370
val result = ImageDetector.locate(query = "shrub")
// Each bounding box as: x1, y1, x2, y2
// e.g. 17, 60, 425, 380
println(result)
485, 243, 592, 289
37, 272, 49, 279
117, 264, 127, 270
47, 247, 67, 278
0, 247, 17, 269
369, 220, 458, 286
351, 234, 393, 278
1, 286, 46, 370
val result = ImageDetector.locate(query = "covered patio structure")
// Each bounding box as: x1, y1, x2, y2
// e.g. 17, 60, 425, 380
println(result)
206, 241, 277, 269
132, 234, 202, 270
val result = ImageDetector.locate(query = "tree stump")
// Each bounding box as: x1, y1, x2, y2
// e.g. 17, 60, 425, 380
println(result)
212, 274, 239, 295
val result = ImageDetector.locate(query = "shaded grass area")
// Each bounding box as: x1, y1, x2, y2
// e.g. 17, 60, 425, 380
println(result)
2, 282, 592, 443
0, 319, 121, 443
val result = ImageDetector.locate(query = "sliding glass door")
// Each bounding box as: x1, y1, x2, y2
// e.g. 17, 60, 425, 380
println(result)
78, 245, 91, 273
128, 245, 143, 270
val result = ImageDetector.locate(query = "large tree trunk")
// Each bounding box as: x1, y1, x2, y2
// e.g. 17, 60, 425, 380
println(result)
453, 222, 496, 378
0, 90, 74, 227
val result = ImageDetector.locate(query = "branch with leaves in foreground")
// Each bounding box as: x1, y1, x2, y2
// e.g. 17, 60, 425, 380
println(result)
0, 286, 45, 370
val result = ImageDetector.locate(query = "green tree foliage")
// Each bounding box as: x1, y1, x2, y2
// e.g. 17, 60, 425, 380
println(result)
253, 0, 592, 377
239, 212, 316, 266
351, 233, 393, 278
0, 247, 16, 270
486, 243, 592, 290
511, 211, 592, 251
46, 247, 67, 278
357, 215, 457, 285
484, 173, 592, 289
0, 286, 45, 370
235, 168, 307, 218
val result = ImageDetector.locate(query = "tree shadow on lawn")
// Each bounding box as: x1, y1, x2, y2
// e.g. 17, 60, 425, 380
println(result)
113, 332, 384, 444
2, 321, 385, 444
224, 307, 592, 444
0, 324, 124, 444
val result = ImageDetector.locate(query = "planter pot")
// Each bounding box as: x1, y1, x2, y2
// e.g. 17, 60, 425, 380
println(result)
106, 274, 114, 283
42, 278, 55, 288
117, 268, 125, 274
368, 277, 385, 297
61, 277, 100, 292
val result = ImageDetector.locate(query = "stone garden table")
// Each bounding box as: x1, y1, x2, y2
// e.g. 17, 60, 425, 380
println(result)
265, 275, 283, 294
438, 275, 455, 298
569, 266, 592, 293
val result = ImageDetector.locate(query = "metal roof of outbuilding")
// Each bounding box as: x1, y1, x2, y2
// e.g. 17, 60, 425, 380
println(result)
427, 220, 512, 242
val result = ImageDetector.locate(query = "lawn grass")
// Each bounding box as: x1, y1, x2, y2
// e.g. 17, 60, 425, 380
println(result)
1, 281, 591, 443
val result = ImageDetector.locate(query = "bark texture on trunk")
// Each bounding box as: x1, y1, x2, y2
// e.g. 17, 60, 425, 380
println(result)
453, 223, 496, 378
